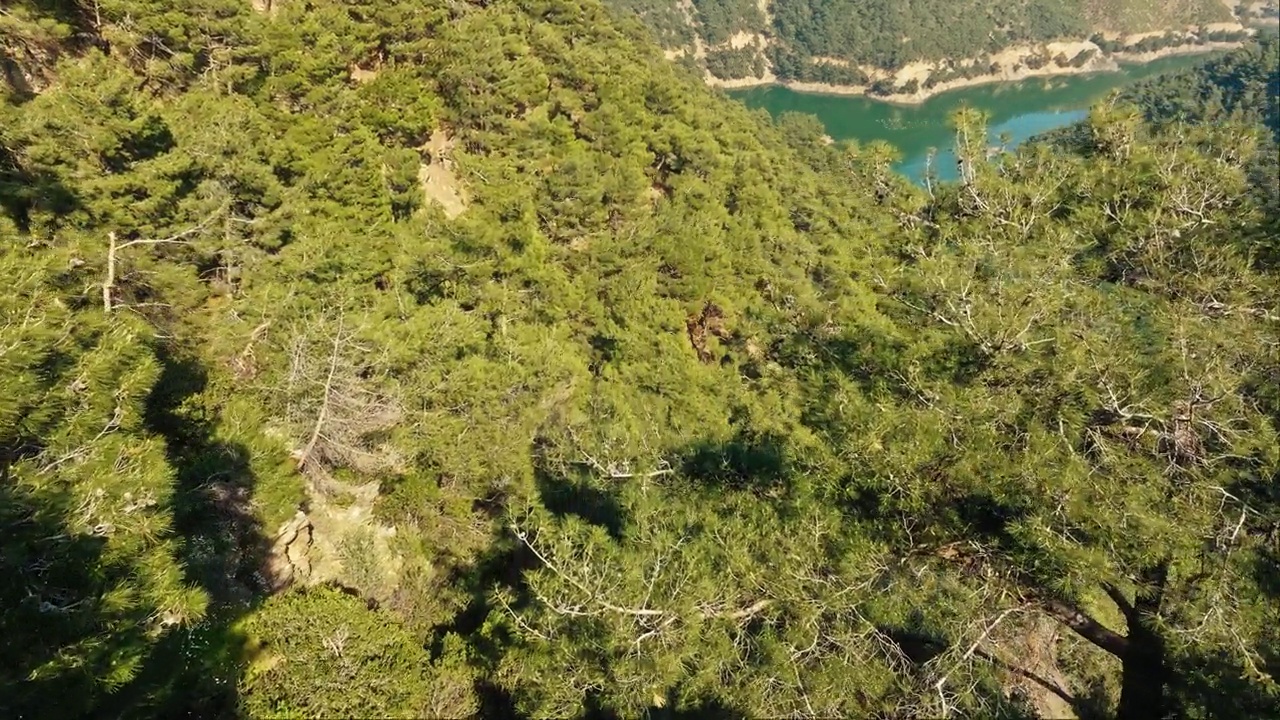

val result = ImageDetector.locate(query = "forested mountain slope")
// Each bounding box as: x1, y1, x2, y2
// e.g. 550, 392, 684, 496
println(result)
2, 2, 1279, 719
1115, 33, 1279, 135
608, 0, 1268, 91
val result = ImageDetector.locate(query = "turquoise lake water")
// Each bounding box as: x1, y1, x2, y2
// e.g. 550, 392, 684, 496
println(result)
730, 55, 1216, 182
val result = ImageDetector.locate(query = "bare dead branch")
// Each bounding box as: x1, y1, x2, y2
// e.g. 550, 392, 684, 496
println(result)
103, 212, 225, 312
512, 523, 667, 619
933, 607, 1021, 719
285, 312, 402, 476
299, 314, 344, 471
721, 598, 774, 621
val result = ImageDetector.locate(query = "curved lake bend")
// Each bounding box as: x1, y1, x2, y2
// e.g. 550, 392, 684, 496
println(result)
729, 55, 1216, 183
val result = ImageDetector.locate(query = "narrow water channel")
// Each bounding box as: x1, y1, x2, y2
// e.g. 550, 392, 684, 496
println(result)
730, 55, 1216, 182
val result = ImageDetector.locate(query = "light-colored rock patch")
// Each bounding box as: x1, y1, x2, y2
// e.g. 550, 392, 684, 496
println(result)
420, 130, 469, 220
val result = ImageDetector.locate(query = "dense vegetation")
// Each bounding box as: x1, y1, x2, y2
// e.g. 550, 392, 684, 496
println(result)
691, 0, 767, 45
605, 0, 697, 49
1121, 33, 1280, 253
703, 46, 768, 80
2, 3, 1278, 720
1114, 33, 1279, 143
768, 0, 1089, 68
1044, 33, 1280, 258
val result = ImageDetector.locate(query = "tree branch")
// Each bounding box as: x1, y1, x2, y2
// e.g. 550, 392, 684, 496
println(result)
299, 313, 344, 470
1103, 582, 1135, 620
934, 607, 1020, 718
1042, 598, 1129, 658
717, 598, 773, 621
973, 648, 1077, 707
512, 524, 667, 618
104, 231, 117, 312
103, 212, 223, 312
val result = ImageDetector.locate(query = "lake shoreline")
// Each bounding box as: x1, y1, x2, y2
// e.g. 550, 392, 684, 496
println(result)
729, 53, 1226, 184
711, 41, 1245, 106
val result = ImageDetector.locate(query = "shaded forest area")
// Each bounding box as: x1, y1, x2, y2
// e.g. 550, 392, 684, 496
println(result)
2, 2, 1279, 719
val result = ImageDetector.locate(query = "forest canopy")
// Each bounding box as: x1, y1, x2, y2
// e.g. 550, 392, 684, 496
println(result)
1, 2, 1278, 719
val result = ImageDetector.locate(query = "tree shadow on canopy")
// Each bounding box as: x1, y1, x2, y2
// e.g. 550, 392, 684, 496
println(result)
0, 141, 78, 233
93, 350, 275, 719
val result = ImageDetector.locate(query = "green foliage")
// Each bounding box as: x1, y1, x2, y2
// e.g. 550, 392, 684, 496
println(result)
691, 0, 765, 45
1114, 35, 1279, 145
1121, 35, 1280, 263
768, 0, 1089, 70
237, 587, 476, 718
604, 0, 698, 48
487, 492, 909, 717
1044, 37, 1280, 264
0, 245, 206, 717
704, 47, 765, 79
867, 106, 1280, 718
1, 2, 1277, 720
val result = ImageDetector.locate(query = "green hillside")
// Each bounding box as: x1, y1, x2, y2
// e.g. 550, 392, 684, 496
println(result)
1, 2, 1278, 719
1116, 33, 1279, 137
607, 0, 1250, 83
